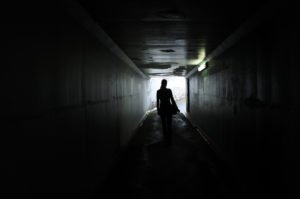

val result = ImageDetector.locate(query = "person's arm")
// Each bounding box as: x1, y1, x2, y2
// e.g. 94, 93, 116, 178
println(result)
156, 91, 160, 114
170, 90, 180, 112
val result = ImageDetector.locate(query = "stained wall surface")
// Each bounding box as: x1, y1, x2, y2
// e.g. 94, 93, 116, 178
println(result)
1, 2, 150, 197
188, 7, 299, 198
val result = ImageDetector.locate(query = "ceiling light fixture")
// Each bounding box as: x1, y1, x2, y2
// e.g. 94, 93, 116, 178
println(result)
198, 63, 207, 72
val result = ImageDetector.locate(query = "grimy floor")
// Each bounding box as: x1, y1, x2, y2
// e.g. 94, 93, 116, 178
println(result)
98, 111, 238, 199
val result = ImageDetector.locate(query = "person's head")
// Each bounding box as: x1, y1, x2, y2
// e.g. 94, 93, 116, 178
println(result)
161, 79, 167, 89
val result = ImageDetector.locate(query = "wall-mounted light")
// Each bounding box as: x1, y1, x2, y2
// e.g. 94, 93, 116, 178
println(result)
198, 63, 206, 72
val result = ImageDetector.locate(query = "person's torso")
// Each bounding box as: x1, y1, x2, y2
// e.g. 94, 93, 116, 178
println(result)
158, 88, 172, 106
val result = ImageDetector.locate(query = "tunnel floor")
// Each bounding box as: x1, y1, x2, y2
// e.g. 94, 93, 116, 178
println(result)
95, 111, 238, 199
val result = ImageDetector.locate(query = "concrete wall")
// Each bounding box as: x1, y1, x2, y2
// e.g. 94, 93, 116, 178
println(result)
1, 2, 150, 198
188, 6, 299, 198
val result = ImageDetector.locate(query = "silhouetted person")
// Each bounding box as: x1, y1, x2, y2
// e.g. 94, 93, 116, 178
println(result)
156, 79, 179, 144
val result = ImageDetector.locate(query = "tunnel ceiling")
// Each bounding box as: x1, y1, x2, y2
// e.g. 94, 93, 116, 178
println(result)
78, 0, 265, 77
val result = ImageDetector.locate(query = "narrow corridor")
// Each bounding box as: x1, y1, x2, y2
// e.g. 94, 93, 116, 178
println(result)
96, 112, 236, 199
3, 1, 297, 198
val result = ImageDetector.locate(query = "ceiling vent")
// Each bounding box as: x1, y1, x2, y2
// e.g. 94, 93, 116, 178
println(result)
157, 9, 185, 19
160, 49, 175, 53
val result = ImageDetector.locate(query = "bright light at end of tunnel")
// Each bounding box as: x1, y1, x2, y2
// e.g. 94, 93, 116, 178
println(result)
149, 76, 186, 110
198, 63, 206, 72
150, 77, 186, 97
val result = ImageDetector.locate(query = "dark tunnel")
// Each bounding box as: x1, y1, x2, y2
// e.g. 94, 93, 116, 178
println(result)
1, 0, 299, 198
